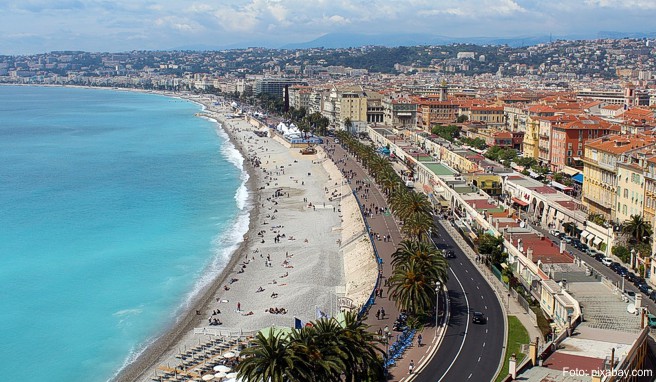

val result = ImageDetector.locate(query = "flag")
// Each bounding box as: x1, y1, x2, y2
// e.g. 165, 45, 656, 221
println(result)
294, 317, 303, 329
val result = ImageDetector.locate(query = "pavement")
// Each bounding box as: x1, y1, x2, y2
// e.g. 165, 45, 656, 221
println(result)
326, 139, 445, 381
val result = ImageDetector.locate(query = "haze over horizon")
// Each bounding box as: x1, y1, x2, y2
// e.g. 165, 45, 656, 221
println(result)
1, 0, 655, 55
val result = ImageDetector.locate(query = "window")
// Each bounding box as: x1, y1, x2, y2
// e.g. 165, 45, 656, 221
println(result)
623, 205, 627, 215
624, 189, 629, 198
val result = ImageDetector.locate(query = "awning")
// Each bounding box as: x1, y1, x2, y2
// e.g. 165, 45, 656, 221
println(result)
561, 166, 580, 176
440, 200, 450, 207
593, 237, 603, 246
551, 181, 573, 191
580, 230, 591, 240
572, 173, 584, 184
512, 197, 529, 207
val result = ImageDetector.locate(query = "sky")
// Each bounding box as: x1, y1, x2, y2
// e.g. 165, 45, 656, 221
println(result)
0, 0, 655, 54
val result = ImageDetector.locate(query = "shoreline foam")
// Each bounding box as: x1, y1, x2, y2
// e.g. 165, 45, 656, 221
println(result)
112, 92, 377, 381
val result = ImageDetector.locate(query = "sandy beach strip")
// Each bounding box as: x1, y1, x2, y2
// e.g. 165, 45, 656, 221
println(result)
117, 97, 378, 382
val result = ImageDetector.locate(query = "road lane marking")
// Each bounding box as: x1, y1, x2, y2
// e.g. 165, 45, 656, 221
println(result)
478, 356, 481, 363
476, 286, 479, 290
468, 373, 473, 379
486, 329, 488, 334
483, 342, 486, 347
485, 305, 488, 310
435, 264, 471, 382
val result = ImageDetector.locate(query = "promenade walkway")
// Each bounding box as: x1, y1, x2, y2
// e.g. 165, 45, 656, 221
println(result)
326, 139, 445, 381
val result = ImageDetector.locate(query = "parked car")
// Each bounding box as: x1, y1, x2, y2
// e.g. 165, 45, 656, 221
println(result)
601, 257, 613, 266
578, 243, 589, 252
649, 291, 656, 302
472, 311, 487, 324
625, 272, 638, 283
563, 236, 573, 243
638, 283, 652, 295
593, 253, 605, 262
616, 266, 628, 277
571, 239, 582, 249
633, 277, 646, 288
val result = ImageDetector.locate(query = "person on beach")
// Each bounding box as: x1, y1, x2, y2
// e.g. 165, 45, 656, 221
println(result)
237, 302, 241, 312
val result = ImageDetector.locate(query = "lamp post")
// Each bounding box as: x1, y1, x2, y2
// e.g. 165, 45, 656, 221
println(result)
383, 325, 390, 361
435, 281, 442, 331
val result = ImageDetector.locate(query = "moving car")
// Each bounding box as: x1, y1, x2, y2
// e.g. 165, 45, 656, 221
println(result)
472, 311, 487, 324
444, 250, 456, 259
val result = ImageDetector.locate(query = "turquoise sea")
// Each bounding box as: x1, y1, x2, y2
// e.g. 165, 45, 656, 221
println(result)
0, 86, 249, 381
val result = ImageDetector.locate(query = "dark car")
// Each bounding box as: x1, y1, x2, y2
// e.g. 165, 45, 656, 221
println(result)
593, 253, 605, 262
625, 272, 638, 283
649, 291, 656, 302
579, 243, 589, 252
633, 277, 646, 288
616, 266, 628, 277
638, 283, 652, 295
472, 311, 486, 324
444, 250, 456, 259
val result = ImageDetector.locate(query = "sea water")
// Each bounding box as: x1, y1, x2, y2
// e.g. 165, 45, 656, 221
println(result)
0, 86, 249, 382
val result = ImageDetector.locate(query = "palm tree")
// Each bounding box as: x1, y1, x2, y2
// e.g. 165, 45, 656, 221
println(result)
338, 311, 385, 381
237, 328, 294, 382
392, 191, 433, 223
286, 323, 343, 382
401, 212, 435, 241
344, 117, 353, 132
392, 240, 449, 285
389, 259, 437, 315
622, 214, 653, 244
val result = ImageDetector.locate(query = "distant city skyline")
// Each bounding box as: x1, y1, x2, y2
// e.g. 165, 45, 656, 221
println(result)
1, 0, 655, 54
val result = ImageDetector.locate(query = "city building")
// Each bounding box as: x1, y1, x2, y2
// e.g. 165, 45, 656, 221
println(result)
582, 134, 656, 221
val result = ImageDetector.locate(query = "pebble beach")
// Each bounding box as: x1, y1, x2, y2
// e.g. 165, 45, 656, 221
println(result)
117, 96, 377, 382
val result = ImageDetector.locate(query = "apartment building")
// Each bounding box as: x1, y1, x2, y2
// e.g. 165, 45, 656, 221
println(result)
288, 85, 312, 110
582, 134, 656, 221
523, 106, 556, 160
616, 153, 647, 223
550, 117, 620, 171
382, 95, 418, 128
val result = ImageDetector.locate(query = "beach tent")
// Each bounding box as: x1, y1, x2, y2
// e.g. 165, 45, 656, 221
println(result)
258, 325, 293, 339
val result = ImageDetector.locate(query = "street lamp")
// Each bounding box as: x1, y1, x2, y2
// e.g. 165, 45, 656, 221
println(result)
383, 325, 390, 361
435, 281, 442, 330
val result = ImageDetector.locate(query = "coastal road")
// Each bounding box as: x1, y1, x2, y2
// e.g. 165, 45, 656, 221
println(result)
326, 137, 504, 381
410, 218, 504, 382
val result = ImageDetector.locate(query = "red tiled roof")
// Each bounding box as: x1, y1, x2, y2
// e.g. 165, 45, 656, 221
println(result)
543, 352, 605, 374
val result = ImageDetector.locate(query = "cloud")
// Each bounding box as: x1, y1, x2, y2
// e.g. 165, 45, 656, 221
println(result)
584, 0, 656, 9
154, 16, 203, 33
0, 0, 655, 54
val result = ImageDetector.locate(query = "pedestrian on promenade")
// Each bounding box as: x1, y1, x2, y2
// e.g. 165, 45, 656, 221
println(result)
417, 334, 422, 347
409, 360, 414, 374
376, 309, 381, 320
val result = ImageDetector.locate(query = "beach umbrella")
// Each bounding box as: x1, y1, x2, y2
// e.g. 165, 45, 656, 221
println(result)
202, 374, 215, 381
226, 372, 238, 378
222, 351, 236, 358
214, 372, 227, 379
213, 365, 231, 373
